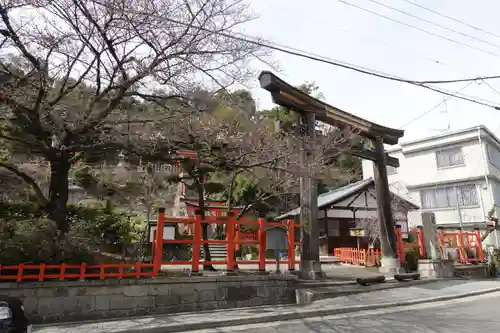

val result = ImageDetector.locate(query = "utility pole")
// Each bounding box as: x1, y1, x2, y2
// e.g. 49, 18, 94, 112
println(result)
455, 186, 464, 229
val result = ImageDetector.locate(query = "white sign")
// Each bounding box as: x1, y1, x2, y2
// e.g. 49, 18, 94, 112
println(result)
149, 225, 176, 242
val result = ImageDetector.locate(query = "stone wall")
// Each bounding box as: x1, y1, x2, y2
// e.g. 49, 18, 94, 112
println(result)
0, 275, 298, 324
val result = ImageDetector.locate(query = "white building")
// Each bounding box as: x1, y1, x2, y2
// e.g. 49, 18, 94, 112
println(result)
362, 125, 500, 246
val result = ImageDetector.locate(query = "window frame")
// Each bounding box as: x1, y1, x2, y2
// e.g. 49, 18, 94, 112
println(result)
386, 165, 398, 175
435, 147, 465, 169
420, 184, 479, 210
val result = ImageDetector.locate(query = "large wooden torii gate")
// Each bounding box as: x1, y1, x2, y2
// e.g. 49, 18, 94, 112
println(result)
259, 71, 404, 279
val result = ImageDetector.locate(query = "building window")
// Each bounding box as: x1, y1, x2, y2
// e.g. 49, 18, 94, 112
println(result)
420, 184, 478, 209
435, 147, 464, 168
387, 165, 398, 175
487, 145, 500, 170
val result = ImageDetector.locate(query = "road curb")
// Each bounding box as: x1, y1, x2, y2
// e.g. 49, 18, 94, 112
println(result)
128, 286, 500, 333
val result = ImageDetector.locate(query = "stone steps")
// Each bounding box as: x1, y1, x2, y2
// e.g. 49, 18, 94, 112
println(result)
200, 243, 227, 260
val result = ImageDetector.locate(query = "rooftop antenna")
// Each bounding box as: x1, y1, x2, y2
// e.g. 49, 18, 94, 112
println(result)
431, 96, 451, 133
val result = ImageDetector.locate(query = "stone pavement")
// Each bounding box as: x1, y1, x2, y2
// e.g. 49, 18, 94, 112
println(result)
162, 262, 381, 281
186, 291, 500, 332
33, 279, 500, 333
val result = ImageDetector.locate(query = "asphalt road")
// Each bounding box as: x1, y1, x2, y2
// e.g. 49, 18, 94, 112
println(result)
183, 292, 500, 333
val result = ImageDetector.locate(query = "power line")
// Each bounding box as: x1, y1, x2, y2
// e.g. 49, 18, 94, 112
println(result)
400, 0, 500, 40
482, 79, 500, 97
76, 2, 500, 110
278, 3, 451, 68
399, 81, 474, 129
337, 0, 500, 58
366, 0, 500, 51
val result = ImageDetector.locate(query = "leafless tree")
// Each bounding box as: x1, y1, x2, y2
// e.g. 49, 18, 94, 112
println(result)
0, 0, 268, 231
150, 107, 357, 269
356, 196, 413, 248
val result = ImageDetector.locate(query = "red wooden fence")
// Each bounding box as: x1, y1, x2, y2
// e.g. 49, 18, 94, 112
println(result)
438, 228, 484, 263
0, 263, 156, 282
334, 248, 381, 266
153, 210, 303, 273
0, 208, 302, 282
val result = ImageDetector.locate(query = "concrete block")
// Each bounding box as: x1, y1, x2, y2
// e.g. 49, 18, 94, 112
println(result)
235, 300, 250, 308
123, 285, 148, 297
94, 295, 110, 311
256, 286, 271, 298
149, 284, 173, 296
36, 288, 56, 298
75, 296, 95, 313
59, 296, 79, 313
194, 282, 217, 291
217, 300, 237, 309
132, 296, 155, 309
37, 298, 63, 316
196, 301, 219, 311
216, 287, 228, 301
84, 286, 112, 296
155, 295, 180, 307
109, 295, 132, 310
249, 297, 264, 306
197, 289, 216, 302
418, 259, 454, 278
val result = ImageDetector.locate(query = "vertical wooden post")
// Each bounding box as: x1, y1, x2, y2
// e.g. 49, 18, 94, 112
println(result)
192, 211, 202, 274
474, 228, 484, 262
437, 227, 445, 259
395, 225, 405, 265
373, 137, 400, 273
299, 111, 324, 280
417, 226, 426, 258
235, 224, 240, 251
258, 217, 266, 272
226, 212, 236, 272
287, 219, 296, 271
153, 207, 165, 277
457, 228, 465, 263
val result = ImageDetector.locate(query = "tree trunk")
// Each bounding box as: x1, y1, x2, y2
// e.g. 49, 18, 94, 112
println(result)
196, 180, 216, 271
46, 155, 71, 233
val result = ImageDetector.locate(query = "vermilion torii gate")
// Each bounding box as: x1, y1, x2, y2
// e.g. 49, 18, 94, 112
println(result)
259, 71, 404, 279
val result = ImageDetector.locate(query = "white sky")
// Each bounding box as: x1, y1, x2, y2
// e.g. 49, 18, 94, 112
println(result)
241, 0, 500, 142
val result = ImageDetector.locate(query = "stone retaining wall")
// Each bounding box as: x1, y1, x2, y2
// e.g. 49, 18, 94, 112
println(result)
0, 275, 298, 324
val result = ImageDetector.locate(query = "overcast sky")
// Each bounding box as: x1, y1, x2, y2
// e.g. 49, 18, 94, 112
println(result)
240, 0, 500, 142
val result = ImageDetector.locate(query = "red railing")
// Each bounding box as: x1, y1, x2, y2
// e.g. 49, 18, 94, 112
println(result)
0, 263, 155, 282
153, 210, 303, 273
395, 225, 426, 265
334, 248, 381, 266
438, 228, 484, 263
334, 226, 425, 266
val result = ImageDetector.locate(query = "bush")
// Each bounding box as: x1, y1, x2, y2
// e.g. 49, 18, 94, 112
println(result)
0, 218, 94, 265
67, 203, 144, 252
488, 248, 500, 277
0, 201, 145, 264
402, 247, 421, 272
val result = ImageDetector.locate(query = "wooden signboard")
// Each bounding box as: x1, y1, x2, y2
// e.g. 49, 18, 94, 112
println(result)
349, 228, 366, 237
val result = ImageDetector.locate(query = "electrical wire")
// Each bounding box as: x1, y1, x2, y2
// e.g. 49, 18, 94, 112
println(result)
482, 80, 500, 97
399, 81, 474, 129
89, 0, 500, 87
277, 2, 451, 68
366, 0, 500, 51
337, 0, 500, 58
400, 0, 500, 40
34, 1, 500, 112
